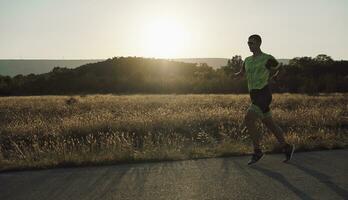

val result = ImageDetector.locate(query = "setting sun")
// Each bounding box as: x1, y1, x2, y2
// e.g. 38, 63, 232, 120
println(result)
141, 19, 190, 58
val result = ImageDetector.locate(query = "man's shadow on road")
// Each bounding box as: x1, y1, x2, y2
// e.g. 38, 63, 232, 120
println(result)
250, 163, 314, 200
250, 160, 348, 200
288, 161, 348, 199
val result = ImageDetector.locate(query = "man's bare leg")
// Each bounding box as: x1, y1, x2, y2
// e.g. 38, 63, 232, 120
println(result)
245, 110, 266, 164
261, 115, 287, 146
245, 110, 262, 151
261, 115, 295, 162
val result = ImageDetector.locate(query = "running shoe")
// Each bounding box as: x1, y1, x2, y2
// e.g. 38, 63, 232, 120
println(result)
283, 144, 295, 163
248, 151, 264, 165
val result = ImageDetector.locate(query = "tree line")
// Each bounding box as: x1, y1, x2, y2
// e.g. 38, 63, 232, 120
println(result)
0, 54, 347, 95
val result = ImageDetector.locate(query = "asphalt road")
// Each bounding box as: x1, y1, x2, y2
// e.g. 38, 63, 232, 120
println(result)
1, 149, 347, 200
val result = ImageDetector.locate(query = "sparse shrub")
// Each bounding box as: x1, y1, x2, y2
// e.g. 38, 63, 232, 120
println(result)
65, 97, 78, 105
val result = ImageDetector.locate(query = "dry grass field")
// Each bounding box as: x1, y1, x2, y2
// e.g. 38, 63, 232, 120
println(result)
0, 93, 347, 171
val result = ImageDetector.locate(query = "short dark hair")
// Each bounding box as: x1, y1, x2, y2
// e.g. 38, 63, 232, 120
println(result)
249, 34, 262, 44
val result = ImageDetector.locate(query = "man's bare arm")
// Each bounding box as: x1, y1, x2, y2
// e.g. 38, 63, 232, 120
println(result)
234, 62, 245, 77
265, 58, 279, 70
266, 58, 281, 80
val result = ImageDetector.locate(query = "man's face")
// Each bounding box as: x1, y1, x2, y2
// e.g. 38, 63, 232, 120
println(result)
247, 38, 260, 52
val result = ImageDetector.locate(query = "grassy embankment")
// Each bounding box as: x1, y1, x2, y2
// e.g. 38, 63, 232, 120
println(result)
0, 94, 347, 171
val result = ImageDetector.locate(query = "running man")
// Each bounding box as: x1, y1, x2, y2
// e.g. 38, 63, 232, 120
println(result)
235, 34, 295, 165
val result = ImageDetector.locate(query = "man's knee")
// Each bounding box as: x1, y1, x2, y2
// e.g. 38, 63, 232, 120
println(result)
244, 111, 258, 126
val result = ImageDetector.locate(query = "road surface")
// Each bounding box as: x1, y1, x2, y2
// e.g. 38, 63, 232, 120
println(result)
1, 149, 347, 200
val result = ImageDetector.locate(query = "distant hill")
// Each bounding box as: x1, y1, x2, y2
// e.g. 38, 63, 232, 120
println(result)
173, 58, 290, 68
277, 59, 290, 65
172, 58, 229, 69
0, 59, 104, 77
0, 58, 290, 77
0, 57, 208, 95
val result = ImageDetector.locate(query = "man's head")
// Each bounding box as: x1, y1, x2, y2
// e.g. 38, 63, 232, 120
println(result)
248, 34, 262, 53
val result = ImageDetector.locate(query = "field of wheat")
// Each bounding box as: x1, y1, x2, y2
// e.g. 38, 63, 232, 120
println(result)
0, 93, 347, 171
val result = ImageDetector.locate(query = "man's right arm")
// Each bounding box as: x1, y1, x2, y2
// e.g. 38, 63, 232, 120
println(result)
234, 62, 245, 77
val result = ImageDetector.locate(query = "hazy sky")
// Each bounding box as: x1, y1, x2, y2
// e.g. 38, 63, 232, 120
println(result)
1, 0, 347, 60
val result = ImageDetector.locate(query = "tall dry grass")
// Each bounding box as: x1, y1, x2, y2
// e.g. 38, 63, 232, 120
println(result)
0, 93, 347, 171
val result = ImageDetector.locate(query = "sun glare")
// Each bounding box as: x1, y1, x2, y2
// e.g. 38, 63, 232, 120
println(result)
142, 19, 189, 58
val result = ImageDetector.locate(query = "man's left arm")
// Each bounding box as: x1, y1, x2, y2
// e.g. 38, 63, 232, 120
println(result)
265, 57, 281, 80
265, 57, 279, 70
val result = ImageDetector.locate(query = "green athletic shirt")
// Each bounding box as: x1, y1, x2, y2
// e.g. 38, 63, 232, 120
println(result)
244, 52, 278, 91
